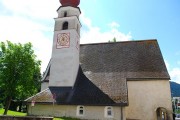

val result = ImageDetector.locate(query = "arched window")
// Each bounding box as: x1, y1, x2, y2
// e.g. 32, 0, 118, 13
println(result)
104, 106, 113, 118
77, 106, 84, 116
62, 22, 68, 30
156, 107, 167, 120
64, 11, 67, 17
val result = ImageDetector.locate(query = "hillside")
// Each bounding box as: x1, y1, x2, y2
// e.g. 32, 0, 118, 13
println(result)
170, 81, 180, 97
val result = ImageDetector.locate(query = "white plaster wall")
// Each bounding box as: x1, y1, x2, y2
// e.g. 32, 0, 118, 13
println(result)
57, 6, 81, 18
126, 80, 173, 120
54, 17, 81, 32
49, 29, 79, 87
41, 82, 49, 91
28, 105, 126, 120
55, 6, 81, 34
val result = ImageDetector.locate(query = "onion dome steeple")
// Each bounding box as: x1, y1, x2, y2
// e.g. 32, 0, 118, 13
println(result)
60, 0, 80, 7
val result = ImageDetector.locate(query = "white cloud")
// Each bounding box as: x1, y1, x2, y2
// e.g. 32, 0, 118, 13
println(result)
165, 60, 180, 84
108, 21, 120, 28
0, 15, 52, 73
80, 13, 132, 44
165, 60, 170, 71
0, 0, 59, 73
0, 1, 132, 73
170, 68, 180, 84
1, 0, 59, 20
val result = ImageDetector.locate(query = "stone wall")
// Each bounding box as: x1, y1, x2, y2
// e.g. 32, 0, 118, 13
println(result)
0, 116, 53, 120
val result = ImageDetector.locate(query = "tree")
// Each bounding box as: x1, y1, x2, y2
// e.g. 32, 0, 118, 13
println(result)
108, 37, 117, 42
112, 37, 116, 42
0, 41, 41, 115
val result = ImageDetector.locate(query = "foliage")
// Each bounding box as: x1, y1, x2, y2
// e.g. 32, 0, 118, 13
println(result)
175, 109, 180, 114
0, 109, 27, 116
0, 103, 3, 109
108, 37, 117, 42
0, 41, 41, 114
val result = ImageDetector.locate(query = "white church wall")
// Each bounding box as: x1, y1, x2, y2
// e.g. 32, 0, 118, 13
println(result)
27, 105, 126, 120
41, 82, 49, 91
126, 80, 173, 120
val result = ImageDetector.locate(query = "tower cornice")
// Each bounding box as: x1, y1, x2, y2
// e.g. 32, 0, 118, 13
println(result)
57, 6, 81, 14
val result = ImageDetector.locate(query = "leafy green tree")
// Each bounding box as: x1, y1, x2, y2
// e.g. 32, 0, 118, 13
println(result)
0, 41, 41, 114
113, 37, 116, 42
108, 37, 117, 42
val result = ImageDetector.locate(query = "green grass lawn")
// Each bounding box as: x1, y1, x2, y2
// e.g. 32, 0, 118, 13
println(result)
0, 108, 27, 116
0, 108, 79, 120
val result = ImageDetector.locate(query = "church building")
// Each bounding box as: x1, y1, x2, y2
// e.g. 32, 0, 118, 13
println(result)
25, 0, 173, 120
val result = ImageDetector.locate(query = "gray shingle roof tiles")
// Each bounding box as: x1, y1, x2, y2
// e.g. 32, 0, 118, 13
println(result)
26, 40, 170, 106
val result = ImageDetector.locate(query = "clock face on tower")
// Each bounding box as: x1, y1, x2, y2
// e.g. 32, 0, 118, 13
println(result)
57, 33, 70, 49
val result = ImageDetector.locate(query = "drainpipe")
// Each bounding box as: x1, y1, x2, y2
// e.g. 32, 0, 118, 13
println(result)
121, 107, 123, 120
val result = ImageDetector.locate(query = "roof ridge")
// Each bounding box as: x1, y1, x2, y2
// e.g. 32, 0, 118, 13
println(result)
80, 39, 157, 46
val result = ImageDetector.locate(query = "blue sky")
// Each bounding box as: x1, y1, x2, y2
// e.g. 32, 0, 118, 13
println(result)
0, 0, 180, 83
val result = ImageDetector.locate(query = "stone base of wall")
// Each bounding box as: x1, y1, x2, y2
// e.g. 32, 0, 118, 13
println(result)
126, 119, 140, 120
0, 116, 53, 120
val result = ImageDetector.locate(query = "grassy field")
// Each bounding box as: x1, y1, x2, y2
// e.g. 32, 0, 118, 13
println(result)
0, 108, 27, 116
0, 108, 79, 120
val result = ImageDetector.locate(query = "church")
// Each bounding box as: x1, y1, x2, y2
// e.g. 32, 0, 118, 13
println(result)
25, 0, 173, 120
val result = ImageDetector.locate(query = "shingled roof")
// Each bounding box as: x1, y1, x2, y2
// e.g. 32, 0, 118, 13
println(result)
80, 39, 169, 79
26, 39, 170, 106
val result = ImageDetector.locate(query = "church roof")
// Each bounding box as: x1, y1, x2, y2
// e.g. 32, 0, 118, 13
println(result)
26, 67, 118, 105
80, 39, 169, 79
25, 39, 170, 106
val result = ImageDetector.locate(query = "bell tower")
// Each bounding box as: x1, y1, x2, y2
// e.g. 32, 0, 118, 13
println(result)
49, 0, 81, 87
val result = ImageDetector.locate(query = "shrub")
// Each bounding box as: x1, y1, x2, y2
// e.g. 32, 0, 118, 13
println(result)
0, 103, 3, 109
